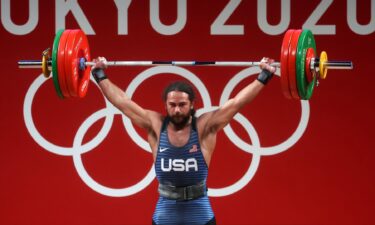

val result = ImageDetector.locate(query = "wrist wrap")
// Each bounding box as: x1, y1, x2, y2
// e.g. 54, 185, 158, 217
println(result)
257, 69, 274, 85
91, 68, 107, 83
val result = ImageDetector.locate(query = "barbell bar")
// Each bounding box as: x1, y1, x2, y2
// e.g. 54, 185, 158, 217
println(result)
18, 59, 353, 70
17, 29, 353, 100
18, 60, 282, 68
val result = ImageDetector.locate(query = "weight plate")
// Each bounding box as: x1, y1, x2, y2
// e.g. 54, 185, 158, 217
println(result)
57, 30, 72, 98
52, 30, 64, 98
64, 29, 80, 97
280, 29, 294, 99
319, 51, 328, 79
64, 29, 91, 98
288, 29, 302, 99
296, 29, 317, 100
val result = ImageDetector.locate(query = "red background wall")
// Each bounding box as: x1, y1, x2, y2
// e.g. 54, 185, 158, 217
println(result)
1, 0, 374, 224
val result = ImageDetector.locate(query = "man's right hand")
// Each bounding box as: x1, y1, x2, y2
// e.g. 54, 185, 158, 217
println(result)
257, 57, 276, 85
92, 57, 108, 70
91, 57, 108, 83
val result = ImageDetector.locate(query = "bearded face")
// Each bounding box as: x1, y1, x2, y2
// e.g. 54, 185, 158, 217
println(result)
165, 91, 193, 128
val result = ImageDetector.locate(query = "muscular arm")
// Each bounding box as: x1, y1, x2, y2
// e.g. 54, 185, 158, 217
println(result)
98, 79, 158, 130
202, 80, 264, 133
197, 61, 274, 166
98, 78, 162, 159
200, 58, 276, 137
197, 79, 266, 166
91, 58, 163, 157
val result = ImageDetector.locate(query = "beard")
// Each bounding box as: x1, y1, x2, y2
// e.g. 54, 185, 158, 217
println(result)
169, 114, 190, 128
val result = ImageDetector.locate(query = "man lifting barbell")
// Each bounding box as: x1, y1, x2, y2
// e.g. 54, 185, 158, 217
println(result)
90, 56, 276, 225
17, 28, 353, 224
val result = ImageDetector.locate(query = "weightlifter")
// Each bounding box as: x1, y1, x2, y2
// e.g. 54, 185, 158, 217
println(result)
91, 56, 276, 225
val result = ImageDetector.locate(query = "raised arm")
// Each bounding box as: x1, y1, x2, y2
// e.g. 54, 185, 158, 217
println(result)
201, 57, 276, 133
91, 57, 162, 132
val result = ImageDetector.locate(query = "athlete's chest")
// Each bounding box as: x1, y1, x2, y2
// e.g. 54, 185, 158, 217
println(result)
167, 126, 191, 147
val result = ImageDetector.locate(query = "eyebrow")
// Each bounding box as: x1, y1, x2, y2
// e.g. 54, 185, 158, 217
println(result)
167, 101, 189, 105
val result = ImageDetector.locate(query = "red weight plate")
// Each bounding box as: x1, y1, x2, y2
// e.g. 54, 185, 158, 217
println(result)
65, 29, 91, 98
76, 30, 91, 98
64, 30, 79, 97
280, 29, 294, 99
305, 47, 316, 83
288, 30, 302, 100
57, 30, 72, 98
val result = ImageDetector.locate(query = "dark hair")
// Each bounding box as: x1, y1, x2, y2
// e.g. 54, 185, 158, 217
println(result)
162, 81, 196, 102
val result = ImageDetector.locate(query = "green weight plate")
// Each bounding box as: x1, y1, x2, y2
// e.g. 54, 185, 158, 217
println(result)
288, 30, 302, 99
52, 29, 64, 99
296, 29, 317, 100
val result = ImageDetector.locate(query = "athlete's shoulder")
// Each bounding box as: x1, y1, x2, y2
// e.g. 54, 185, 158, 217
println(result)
196, 110, 217, 132
141, 110, 163, 133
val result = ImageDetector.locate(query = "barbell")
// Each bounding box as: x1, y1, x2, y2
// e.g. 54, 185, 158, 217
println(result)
18, 29, 353, 100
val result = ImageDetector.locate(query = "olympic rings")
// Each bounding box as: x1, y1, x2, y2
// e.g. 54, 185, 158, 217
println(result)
24, 76, 114, 156
23, 66, 310, 197
72, 108, 156, 197
220, 67, 310, 156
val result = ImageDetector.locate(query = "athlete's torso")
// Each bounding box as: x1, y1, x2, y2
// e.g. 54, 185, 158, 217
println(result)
153, 117, 214, 225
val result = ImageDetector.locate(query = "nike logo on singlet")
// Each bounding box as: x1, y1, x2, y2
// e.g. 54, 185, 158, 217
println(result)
159, 147, 169, 153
